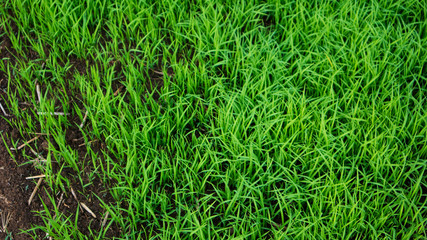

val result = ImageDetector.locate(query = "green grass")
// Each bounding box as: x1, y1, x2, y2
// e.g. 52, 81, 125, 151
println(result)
0, 0, 426, 239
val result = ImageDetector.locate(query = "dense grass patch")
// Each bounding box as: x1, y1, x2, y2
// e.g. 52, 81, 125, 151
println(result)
0, 0, 426, 239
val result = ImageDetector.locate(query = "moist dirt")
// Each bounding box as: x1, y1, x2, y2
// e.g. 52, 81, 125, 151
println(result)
0, 117, 45, 239
1, 16, 121, 240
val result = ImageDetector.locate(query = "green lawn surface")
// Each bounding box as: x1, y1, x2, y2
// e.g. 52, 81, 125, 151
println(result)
0, 0, 426, 239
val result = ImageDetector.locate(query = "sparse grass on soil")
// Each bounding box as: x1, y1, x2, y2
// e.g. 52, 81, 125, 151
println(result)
0, 0, 426, 239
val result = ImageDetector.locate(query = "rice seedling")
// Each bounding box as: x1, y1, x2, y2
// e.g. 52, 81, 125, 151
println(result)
0, 0, 426, 239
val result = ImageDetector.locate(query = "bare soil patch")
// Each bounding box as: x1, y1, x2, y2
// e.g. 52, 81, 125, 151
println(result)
1, 15, 121, 239
0, 117, 45, 239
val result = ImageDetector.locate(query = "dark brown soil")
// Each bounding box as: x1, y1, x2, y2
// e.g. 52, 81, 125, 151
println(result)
0, 12, 121, 240
0, 117, 44, 239
1, 13, 44, 239
0, 114, 121, 239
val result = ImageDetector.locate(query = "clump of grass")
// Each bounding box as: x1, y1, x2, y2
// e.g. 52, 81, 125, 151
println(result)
1, 0, 426, 239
